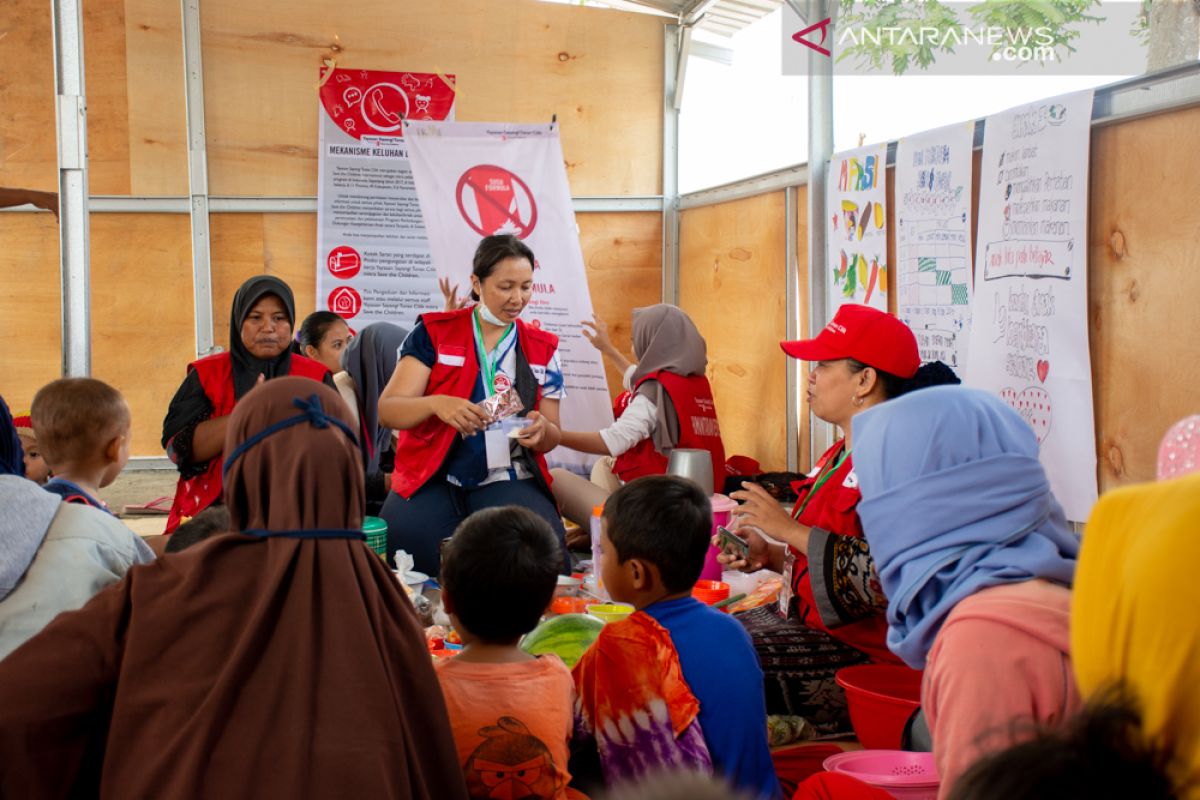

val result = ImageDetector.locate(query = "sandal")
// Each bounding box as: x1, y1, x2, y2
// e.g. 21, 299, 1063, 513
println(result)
121, 496, 172, 517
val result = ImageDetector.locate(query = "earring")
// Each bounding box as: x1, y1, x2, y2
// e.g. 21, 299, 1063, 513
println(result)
853, 395, 864, 407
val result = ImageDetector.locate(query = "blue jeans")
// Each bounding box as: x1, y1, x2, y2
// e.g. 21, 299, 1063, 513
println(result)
380, 476, 568, 577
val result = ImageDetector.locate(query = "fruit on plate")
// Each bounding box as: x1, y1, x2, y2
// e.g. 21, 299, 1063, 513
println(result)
521, 613, 605, 668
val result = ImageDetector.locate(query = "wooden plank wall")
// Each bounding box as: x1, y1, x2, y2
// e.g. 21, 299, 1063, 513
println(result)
679, 192, 792, 471
684, 106, 1200, 492
1089, 105, 1200, 489
0, 0, 665, 456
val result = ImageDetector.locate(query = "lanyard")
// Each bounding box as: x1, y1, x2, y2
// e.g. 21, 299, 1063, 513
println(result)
793, 445, 851, 520
472, 307, 514, 397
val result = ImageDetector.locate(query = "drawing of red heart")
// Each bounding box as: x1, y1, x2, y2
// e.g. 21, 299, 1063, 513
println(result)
1000, 386, 1052, 444
1036, 360, 1049, 383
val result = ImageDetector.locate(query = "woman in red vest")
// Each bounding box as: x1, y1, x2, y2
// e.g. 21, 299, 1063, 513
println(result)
718, 303, 959, 735
377, 235, 567, 577
552, 304, 725, 524
161, 276, 332, 533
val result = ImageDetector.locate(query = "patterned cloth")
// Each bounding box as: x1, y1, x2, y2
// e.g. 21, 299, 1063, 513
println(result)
572, 611, 711, 786
736, 604, 870, 734
808, 530, 888, 629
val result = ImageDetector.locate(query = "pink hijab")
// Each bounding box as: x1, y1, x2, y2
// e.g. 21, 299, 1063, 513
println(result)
1157, 415, 1200, 480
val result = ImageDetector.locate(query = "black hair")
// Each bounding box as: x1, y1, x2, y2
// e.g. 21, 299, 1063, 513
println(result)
469, 235, 535, 301
947, 687, 1179, 800
293, 311, 346, 354
603, 475, 712, 593
166, 506, 232, 553
440, 506, 562, 643
846, 358, 961, 400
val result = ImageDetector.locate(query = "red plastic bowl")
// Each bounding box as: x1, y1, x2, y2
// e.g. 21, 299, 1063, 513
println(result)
835, 664, 923, 750
692, 580, 730, 605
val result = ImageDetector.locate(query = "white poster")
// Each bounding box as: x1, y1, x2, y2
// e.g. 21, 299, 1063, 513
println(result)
404, 122, 614, 474
966, 90, 1097, 521
316, 67, 456, 329
896, 122, 975, 375
827, 143, 889, 314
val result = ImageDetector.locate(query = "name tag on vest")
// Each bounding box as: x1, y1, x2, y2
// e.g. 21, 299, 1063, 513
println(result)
530, 364, 547, 382
437, 345, 466, 367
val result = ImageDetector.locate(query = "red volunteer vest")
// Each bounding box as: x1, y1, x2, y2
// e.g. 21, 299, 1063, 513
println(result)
612, 371, 726, 484
164, 352, 329, 533
390, 309, 559, 499
787, 440, 900, 665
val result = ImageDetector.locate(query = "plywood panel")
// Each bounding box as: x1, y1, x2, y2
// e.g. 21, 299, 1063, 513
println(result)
1, 0, 185, 194
0, 214, 61, 413
124, 0, 189, 195
680, 192, 788, 470
199, 0, 663, 196
1089, 104, 1200, 491
579, 212, 663, 397
0, 0, 57, 190
210, 215, 305, 351
90, 215, 194, 455
84, 0, 133, 194
795, 185, 811, 472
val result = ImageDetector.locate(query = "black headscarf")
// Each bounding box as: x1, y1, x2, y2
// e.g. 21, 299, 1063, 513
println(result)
0, 394, 25, 476
340, 322, 408, 473
229, 275, 299, 399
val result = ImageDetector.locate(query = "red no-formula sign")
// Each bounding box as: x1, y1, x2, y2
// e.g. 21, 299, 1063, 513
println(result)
327, 245, 362, 279
319, 68, 456, 141
327, 286, 363, 319
456, 164, 538, 239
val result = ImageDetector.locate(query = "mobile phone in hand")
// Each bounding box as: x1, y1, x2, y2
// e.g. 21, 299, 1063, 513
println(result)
717, 526, 750, 561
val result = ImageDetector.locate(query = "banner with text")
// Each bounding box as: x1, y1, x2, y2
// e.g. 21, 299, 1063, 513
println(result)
404, 122, 613, 473
965, 90, 1096, 521
896, 122, 975, 376
316, 68, 456, 330
827, 143, 889, 315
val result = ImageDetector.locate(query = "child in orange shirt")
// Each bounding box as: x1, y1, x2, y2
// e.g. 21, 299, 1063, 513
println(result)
436, 506, 584, 800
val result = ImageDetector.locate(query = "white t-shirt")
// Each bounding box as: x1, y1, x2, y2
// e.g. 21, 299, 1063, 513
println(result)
599, 364, 659, 457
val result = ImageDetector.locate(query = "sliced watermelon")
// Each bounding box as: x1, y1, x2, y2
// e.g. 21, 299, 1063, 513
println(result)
520, 613, 605, 668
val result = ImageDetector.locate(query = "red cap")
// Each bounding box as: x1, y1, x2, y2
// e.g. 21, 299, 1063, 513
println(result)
11, 411, 33, 437
780, 304, 919, 378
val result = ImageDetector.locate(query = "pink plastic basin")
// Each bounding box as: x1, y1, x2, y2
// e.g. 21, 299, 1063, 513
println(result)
823, 750, 940, 800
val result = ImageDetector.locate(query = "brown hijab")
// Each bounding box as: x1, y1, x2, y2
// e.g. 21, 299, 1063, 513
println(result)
628, 304, 709, 454
0, 378, 467, 799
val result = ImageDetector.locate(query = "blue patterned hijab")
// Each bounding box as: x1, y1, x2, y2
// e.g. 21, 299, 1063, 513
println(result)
0, 395, 25, 477
852, 386, 1078, 668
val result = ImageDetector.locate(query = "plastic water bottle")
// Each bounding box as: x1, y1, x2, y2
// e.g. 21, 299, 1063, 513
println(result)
586, 504, 607, 599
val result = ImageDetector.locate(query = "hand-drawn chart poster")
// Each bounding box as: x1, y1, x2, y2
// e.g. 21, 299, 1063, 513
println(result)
896, 122, 975, 376
316, 68, 456, 330
826, 143, 888, 314
966, 90, 1097, 521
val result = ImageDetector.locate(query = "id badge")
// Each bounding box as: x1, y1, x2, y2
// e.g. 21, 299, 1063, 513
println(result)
777, 549, 796, 621
484, 425, 512, 470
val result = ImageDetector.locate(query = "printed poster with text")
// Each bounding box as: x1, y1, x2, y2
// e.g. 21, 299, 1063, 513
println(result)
316, 68, 456, 331
404, 122, 614, 474
966, 90, 1097, 521
827, 143, 888, 315
896, 122, 975, 376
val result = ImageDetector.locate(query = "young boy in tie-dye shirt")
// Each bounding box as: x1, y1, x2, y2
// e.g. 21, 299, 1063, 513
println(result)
573, 476, 782, 798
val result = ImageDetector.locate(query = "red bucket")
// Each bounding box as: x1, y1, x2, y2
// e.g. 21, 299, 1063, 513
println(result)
835, 664, 922, 750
